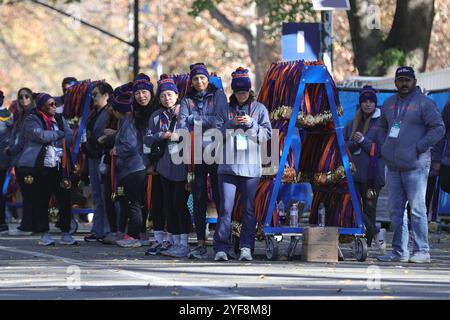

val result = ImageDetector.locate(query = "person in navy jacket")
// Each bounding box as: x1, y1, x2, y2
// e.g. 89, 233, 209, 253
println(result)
110, 89, 146, 248
19, 93, 75, 246
144, 75, 190, 257
178, 63, 229, 260
5, 88, 36, 236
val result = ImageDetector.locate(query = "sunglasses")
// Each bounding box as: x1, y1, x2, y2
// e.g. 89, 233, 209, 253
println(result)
19, 94, 31, 100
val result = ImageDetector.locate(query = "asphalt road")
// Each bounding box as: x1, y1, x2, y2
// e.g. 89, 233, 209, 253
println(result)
1, 225, 450, 300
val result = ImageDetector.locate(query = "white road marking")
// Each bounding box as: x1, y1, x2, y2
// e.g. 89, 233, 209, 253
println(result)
0, 245, 251, 299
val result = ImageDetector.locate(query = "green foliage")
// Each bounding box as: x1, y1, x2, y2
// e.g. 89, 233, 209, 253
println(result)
189, 0, 220, 17
366, 48, 409, 75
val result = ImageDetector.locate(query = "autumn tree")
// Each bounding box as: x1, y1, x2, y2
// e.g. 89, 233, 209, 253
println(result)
190, 0, 437, 81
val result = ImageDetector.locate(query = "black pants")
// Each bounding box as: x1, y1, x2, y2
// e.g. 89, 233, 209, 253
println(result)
16, 167, 35, 232
141, 175, 151, 233
192, 163, 220, 241
160, 176, 191, 235
120, 170, 146, 239
0, 169, 7, 225
356, 182, 381, 246
149, 174, 165, 231
102, 162, 118, 233
33, 167, 72, 233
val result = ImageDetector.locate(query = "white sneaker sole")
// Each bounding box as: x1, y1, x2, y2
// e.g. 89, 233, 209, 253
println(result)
9, 231, 33, 236
39, 242, 55, 246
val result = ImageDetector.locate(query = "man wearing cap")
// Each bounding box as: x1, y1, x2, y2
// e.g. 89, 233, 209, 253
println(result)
377, 66, 444, 263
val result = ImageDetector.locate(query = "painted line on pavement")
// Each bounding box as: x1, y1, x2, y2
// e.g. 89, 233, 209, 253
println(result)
0, 245, 251, 299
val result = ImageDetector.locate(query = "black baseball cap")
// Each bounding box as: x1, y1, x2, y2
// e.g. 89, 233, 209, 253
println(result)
395, 66, 415, 80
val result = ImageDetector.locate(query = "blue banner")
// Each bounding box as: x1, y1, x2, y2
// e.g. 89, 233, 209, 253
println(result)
282, 23, 320, 61
427, 89, 450, 111
337, 88, 396, 126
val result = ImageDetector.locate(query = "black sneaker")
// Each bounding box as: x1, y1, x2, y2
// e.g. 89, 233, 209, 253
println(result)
84, 233, 100, 242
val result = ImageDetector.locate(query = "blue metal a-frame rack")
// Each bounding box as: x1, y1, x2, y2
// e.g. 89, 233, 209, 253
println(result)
263, 65, 368, 261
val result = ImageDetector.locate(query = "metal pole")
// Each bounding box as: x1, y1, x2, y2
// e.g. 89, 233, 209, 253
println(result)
127, 0, 134, 79
320, 10, 333, 75
133, 0, 140, 79
156, 0, 163, 77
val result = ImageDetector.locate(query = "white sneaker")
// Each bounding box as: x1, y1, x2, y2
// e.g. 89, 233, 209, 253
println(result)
60, 233, 78, 245
214, 251, 228, 261
39, 233, 55, 246
8, 228, 32, 236
239, 247, 253, 261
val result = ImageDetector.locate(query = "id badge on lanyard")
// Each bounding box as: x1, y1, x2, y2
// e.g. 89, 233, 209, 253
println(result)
143, 144, 151, 154
236, 134, 248, 151
168, 141, 179, 155
389, 121, 401, 138
389, 96, 410, 139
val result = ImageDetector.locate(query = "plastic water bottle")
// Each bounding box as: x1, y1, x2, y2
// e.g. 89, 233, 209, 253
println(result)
318, 203, 326, 227
290, 202, 299, 228
277, 200, 286, 225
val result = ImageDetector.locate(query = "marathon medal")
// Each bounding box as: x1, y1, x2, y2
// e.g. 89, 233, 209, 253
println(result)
366, 189, 376, 200
60, 179, 72, 189
24, 175, 34, 185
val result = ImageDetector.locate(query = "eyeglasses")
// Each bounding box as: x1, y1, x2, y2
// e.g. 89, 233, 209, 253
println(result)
47, 101, 56, 107
19, 95, 31, 100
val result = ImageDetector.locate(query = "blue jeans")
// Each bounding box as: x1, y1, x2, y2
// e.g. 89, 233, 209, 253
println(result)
387, 165, 430, 258
88, 158, 110, 237
213, 174, 260, 253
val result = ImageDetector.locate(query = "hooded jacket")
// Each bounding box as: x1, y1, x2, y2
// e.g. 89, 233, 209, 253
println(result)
344, 108, 385, 186
17, 109, 72, 169
378, 90, 444, 171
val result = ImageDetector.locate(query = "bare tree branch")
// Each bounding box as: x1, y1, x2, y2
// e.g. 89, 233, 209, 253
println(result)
207, 6, 254, 50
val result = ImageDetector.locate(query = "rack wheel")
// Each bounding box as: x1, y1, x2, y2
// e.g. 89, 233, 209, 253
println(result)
69, 217, 78, 235
265, 236, 279, 261
232, 234, 240, 255
354, 237, 368, 262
